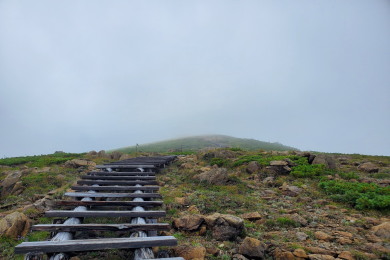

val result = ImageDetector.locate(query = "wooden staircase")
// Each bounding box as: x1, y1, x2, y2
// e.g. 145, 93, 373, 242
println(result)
15, 156, 184, 260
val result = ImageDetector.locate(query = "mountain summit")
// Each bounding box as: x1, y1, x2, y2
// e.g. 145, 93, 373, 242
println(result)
112, 135, 298, 153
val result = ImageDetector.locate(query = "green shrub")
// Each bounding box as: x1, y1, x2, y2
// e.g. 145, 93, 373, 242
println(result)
319, 180, 390, 210
290, 164, 327, 178
210, 157, 228, 167
0, 153, 82, 167
276, 217, 300, 228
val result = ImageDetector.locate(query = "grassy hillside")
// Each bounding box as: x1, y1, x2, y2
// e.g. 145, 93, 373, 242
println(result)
113, 135, 298, 153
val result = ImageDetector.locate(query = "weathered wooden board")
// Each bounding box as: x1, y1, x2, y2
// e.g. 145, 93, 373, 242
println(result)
64, 192, 161, 198
71, 185, 159, 192
77, 180, 158, 185
97, 165, 156, 169
81, 175, 156, 180
45, 210, 166, 218
88, 171, 156, 176
14, 236, 177, 254
56, 200, 163, 207
32, 223, 169, 232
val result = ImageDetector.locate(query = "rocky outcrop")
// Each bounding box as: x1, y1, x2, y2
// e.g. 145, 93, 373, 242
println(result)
371, 222, 390, 239
358, 162, 379, 173
312, 154, 337, 169
204, 213, 244, 241
1, 171, 22, 198
239, 237, 266, 259
265, 161, 291, 175
0, 212, 31, 238
193, 167, 228, 185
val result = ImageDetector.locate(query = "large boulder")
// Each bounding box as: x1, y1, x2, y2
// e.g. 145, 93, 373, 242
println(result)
0, 212, 31, 238
312, 155, 337, 169
239, 237, 266, 259
1, 171, 22, 198
174, 245, 206, 260
246, 161, 261, 174
358, 162, 379, 173
193, 168, 229, 185
204, 213, 244, 241
265, 161, 291, 175
64, 159, 96, 169
371, 222, 390, 239
173, 214, 204, 231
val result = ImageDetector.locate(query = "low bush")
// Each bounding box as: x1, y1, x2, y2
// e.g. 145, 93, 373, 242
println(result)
319, 180, 390, 210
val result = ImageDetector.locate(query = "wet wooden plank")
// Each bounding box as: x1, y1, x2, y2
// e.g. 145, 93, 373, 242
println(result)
97, 165, 156, 169
77, 180, 158, 186
88, 171, 156, 176
14, 236, 177, 254
32, 223, 169, 232
64, 192, 161, 198
80, 175, 156, 180
71, 185, 159, 192
56, 200, 163, 207
45, 210, 166, 218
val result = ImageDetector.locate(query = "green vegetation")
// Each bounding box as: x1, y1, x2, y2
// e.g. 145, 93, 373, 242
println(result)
319, 180, 390, 210
112, 135, 298, 153
0, 152, 83, 167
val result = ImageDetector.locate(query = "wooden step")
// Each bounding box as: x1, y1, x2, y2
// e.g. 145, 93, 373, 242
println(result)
71, 185, 159, 192
56, 200, 163, 207
64, 192, 161, 198
97, 165, 156, 169
32, 223, 169, 232
77, 180, 158, 186
14, 236, 177, 254
45, 210, 166, 218
88, 171, 156, 176
81, 175, 156, 180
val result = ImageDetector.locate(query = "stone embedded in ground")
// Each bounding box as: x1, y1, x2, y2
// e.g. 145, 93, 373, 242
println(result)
204, 213, 244, 241
238, 237, 266, 259
193, 167, 229, 185
232, 254, 249, 260
280, 182, 302, 197
315, 231, 332, 241
293, 248, 308, 258
337, 251, 354, 260
0, 211, 31, 238
371, 221, 390, 239
173, 214, 204, 231
273, 248, 295, 260
174, 245, 206, 260
308, 254, 335, 260
1, 170, 22, 198
64, 159, 96, 168
241, 212, 262, 221
296, 231, 309, 241
246, 161, 261, 174
357, 162, 379, 173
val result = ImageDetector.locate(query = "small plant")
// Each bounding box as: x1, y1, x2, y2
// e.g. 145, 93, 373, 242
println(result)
276, 217, 300, 228
210, 157, 228, 167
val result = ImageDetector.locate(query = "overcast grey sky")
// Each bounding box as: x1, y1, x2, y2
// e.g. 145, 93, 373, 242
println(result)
0, 1, 389, 157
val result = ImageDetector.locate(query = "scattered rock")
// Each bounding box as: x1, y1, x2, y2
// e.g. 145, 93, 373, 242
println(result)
308, 254, 335, 260
174, 245, 206, 260
173, 214, 204, 231
204, 213, 244, 241
1, 171, 22, 198
174, 197, 187, 206
241, 212, 262, 221
312, 154, 337, 169
296, 232, 309, 241
293, 248, 308, 258
119, 154, 132, 160
280, 182, 302, 197
358, 162, 379, 173
288, 213, 308, 226
246, 161, 261, 174
109, 151, 123, 160
64, 159, 96, 169
273, 248, 295, 260
238, 237, 266, 259
338, 251, 354, 260
0, 212, 31, 238
262, 176, 275, 186
232, 254, 249, 260
371, 221, 390, 239
315, 231, 332, 241
266, 161, 292, 175
193, 168, 229, 185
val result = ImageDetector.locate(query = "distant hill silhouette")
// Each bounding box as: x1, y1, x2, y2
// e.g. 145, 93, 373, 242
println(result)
112, 135, 298, 153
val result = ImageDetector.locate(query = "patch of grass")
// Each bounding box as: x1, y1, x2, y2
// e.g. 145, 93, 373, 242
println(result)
276, 217, 300, 228
209, 157, 228, 167
290, 164, 329, 178
0, 152, 83, 167
319, 180, 390, 210
372, 172, 390, 179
